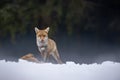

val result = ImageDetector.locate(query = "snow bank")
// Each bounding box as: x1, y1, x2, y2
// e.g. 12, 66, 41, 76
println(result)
0, 60, 120, 80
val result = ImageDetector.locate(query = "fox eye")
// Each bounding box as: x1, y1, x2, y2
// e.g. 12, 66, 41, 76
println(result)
43, 35, 46, 37
38, 35, 41, 37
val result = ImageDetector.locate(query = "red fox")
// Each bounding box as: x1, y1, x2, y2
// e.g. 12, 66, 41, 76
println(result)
35, 27, 62, 64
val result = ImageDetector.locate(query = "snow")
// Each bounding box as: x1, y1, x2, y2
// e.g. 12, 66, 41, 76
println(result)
0, 60, 120, 80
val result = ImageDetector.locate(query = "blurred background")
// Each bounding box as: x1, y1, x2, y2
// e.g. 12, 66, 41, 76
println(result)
0, 0, 120, 64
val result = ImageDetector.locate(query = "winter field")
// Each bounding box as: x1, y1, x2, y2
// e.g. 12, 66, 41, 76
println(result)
0, 59, 120, 80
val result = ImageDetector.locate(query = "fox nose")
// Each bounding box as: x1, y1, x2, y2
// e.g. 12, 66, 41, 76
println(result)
41, 39, 44, 42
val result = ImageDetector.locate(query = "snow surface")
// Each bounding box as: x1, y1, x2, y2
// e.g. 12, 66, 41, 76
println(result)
0, 59, 120, 80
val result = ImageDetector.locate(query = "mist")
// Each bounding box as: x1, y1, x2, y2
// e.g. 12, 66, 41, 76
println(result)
0, 33, 120, 64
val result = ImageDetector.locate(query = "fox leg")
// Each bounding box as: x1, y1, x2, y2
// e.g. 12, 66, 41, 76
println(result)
39, 50, 46, 62
43, 52, 47, 62
43, 52, 50, 62
52, 49, 63, 64
39, 48, 48, 62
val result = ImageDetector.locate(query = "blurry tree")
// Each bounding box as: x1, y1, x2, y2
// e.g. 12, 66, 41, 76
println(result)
0, 0, 120, 43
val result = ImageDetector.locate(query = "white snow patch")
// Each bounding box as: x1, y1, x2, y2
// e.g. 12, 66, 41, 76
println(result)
0, 59, 120, 80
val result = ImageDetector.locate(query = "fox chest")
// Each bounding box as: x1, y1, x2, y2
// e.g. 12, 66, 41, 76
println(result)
37, 39, 53, 54
39, 46, 47, 52
38, 44, 53, 55
37, 42, 47, 52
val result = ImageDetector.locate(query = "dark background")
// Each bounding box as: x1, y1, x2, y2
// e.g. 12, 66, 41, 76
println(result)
0, 0, 120, 64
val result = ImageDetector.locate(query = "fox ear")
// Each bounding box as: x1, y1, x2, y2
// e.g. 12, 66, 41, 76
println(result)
44, 27, 50, 33
35, 27, 39, 33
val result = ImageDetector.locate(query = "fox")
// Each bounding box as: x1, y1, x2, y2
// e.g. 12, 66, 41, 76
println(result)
35, 27, 62, 64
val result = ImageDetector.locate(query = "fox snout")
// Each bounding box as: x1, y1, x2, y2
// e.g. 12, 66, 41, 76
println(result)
40, 36, 44, 41
38, 36, 48, 43
40, 38, 45, 43
41, 39, 44, 42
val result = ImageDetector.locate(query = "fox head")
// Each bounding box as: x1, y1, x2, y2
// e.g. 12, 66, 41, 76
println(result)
35, 27, 49, 43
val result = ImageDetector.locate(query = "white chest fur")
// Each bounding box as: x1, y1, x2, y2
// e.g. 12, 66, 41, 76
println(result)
36, 38, 48, 52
